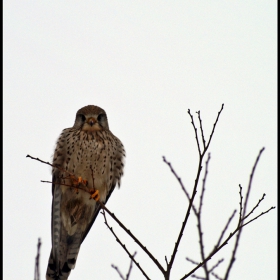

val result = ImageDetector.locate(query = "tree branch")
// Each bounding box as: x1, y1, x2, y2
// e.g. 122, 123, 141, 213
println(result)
102, 211, 150, 280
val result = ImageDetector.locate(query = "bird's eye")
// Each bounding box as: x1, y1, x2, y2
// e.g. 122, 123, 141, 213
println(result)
79, 114, 86, 122
97, 113, 106, 122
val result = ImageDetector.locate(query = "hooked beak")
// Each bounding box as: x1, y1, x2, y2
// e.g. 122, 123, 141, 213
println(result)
87, 117, 96, 126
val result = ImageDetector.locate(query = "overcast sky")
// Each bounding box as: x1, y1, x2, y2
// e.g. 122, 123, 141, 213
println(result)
4, 1, 277, 280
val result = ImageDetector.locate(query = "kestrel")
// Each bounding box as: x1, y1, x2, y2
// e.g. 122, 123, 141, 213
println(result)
46, 105, 125, 280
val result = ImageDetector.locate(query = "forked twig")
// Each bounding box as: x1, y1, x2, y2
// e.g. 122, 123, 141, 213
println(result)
103, 211, 150, 280
165, 105, 224, 278
224, 148, 264, 280
111, 251, 138, 280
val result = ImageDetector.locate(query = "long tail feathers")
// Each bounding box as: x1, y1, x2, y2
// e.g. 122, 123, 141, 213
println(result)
46, 185, 83, 279
46, 229, 83, 279
46, 249, 71, 280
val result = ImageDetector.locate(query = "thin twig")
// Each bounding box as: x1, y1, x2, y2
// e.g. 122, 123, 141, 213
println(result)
165, 256, 168, 268
242, 147, 265, 219
241, 206, 275, 228
197, 110, 206, 149
103, 211, 150, 280
238, 185, 243, 225
126, 252, 137, 280
196, 157, 211, 280
186, 257, 199, 265
162, 156, 191, 201
180, 229, 237, 280
204, 104, 224, 151
188, 109, 202, 155
100, 206, 164, 276
111, 252, 137, 280
191, 274, 206, 279
198, 153, 211, 215
112, 265, 126, 280
211, 271, 223, 280
212, 210, 236, 252
26, 154, 75, 177
224, 148, 265, 280
34, 238, 41, 280
209, 258, 224, 273
242, 193, 266, 221
196, 211, 209, 280
166, 159, 201, 277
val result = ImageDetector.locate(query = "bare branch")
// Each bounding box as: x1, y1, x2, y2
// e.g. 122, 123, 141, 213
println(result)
165, 256, 168, 268
126, 252, 137, 280
204, 104, 224, 151
241, 206, 276, 228
197, 110, 206, 149
196, 210, 209, 280
180, 230, 236, 280
186, 257, 199, 265
209, 258, 224, 273
238, 185, 243, 225
188, 109, 202, 155
181, 203, 275, 280
212, 210, 237, 252
224, 147, 265, 280
162, 156, 191, 201
100, 204, 165, 276
195, 155, 212, 280
211, 271, 223, 280
198, 153, 211, 215
102, 211, 151, 280
111, 252, 137, 280
111, 264, 126, 280
191, 274, 206, 279
242, 193, 266, 221
167, 165, 200, 276
167, 105, 224, 277
34, 238, 41, 280
242, 147, 265, 218
26, 154, 75, 177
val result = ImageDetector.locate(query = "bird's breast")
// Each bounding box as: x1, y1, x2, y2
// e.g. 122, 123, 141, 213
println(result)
62, 130, 117, 201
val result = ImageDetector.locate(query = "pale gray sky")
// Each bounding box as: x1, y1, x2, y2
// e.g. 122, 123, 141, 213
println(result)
4, 1, 277, 279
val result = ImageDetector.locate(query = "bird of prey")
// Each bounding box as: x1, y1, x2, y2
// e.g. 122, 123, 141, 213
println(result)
46, 105, 125, 280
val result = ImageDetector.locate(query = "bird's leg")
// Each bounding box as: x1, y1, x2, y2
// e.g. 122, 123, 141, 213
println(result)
88, 165, 99, 200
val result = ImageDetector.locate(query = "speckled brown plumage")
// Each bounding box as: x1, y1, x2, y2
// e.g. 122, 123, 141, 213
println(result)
46, 105, 125, 280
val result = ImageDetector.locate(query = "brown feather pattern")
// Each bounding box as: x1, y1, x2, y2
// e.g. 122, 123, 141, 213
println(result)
46, 105, 125, 280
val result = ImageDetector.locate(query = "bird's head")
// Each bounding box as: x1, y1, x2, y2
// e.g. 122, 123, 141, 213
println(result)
73, 105, 109, 131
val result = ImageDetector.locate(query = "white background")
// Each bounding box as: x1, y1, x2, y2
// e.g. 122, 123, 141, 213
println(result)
4, 1, 277, 280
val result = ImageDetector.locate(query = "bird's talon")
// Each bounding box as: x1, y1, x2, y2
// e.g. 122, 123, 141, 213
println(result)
71, 176, 88, 187
90, 189, 100, 201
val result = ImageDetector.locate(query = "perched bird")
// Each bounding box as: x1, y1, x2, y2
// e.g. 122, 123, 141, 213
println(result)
46, 105, 125, 280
